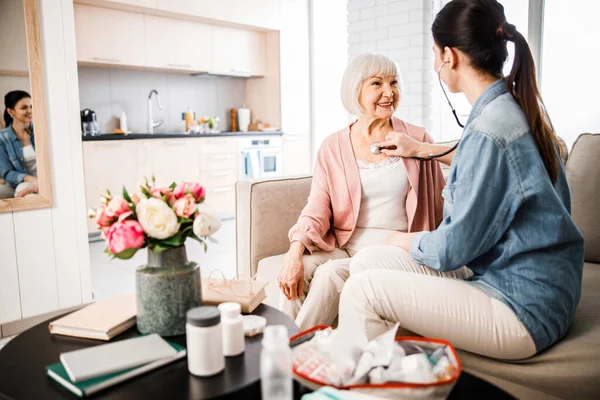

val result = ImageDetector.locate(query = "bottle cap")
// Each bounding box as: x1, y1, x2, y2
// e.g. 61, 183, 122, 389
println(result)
262, 325, 289, 347
218, 302, 241, 319
187, 306, 220, 327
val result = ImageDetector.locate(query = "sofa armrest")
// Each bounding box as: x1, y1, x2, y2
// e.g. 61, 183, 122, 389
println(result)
236, 176, 312, 279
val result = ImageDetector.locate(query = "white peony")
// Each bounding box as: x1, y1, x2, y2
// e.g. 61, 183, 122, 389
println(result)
193, 204, 222, 238
136, 197, 180, 239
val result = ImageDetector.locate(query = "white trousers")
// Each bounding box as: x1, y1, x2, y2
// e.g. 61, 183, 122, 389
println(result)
339, 245, 537, 360
274, 245, 472, 332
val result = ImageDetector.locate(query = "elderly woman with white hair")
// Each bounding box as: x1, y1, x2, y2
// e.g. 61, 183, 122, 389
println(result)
256, 53, 471, 331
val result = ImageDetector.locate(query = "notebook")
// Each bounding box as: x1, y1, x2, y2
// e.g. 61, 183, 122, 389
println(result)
201, 278, 267, 313
60, 334, 177, 383
47, 341, 185, 397
49, 294, 136, 341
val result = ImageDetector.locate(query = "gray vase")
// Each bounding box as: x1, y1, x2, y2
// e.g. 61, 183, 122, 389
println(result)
135, 246, 201, 336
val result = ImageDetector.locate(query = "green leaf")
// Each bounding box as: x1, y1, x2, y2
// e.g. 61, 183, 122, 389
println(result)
122, 186, 132, 204
169, 182, 177, 190
140, 185, 152, 199
112, 248, 139, 260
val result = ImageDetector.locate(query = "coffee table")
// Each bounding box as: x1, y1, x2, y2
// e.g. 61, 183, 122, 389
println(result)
0, 304, 514, 399
0, 303, 297, 399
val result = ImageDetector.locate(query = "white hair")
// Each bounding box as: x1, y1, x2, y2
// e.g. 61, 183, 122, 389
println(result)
340, 53, 403, 116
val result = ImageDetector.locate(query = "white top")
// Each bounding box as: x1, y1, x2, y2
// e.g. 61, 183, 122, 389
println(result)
22, 144, 37, 176
345, 156, 410, 254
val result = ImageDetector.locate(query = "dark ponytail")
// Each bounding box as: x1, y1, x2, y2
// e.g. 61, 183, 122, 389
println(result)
4, 90, 31, 128
432, 0, 559, 183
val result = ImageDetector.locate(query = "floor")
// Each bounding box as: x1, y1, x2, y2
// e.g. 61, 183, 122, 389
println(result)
89, 219, 237, 302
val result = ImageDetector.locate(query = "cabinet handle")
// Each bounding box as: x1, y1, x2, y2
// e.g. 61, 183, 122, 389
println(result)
210, 172, 232, 177
209, 155, 232, 160
91, 57, 121, 63
167, 63, 191, 69
210, 187, 233, 193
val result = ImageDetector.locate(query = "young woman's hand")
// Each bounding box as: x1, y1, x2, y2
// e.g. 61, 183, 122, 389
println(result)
16, 181, 39, 197
278, 242, 306, 300
385, 231, 415, 251
378, 132, 422, 158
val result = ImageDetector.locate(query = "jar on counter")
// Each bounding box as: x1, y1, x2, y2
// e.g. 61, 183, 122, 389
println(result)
218, 302, 245, 357
186, 306, 225, 376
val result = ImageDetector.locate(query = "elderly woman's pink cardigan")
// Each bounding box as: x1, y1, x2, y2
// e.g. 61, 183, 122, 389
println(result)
288, 117, 446, 254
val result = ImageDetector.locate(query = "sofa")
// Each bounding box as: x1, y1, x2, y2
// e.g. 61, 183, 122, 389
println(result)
235, 133, 600, 399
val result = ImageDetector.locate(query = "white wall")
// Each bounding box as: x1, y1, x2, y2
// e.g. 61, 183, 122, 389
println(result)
311, 0, 349, 154
0, 0, 92, 325
541, 0, 600, 147
78, 67, 247, 134
347, 0, 435, 133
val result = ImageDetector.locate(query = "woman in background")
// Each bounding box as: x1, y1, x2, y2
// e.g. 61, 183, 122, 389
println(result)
0, 90, 38, 198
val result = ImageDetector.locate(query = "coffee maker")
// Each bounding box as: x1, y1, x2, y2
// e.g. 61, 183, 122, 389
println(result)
80, 109, 100, 136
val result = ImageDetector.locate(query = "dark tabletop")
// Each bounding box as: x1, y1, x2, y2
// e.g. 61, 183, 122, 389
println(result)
0, 303, 514, 400
0, 304, 297, 400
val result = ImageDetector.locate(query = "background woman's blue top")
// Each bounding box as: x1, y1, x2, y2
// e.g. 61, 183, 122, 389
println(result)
410, 79, 585, 352
0, 125, 35, 188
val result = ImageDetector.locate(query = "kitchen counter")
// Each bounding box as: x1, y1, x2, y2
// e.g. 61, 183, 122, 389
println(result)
82, 131, 284, 141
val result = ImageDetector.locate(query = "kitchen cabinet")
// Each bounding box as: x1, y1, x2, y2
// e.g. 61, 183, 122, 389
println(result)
0, 0, 29, 73
144, 15, 211, 72
209, 26, 266, 77
74, 5, 146, 67
148, 139, 201, 186
83, 141, 145, 232
156, 0, 279, 30
84, 137, 242, 232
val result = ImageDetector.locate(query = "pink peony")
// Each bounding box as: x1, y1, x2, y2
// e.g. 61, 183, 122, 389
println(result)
95, 205, 114, 228
150, 187, 175, 205
105, 196, 131, 219
172, 194, 197, 218
105, 220, 145, 254
173, 182, 205, 201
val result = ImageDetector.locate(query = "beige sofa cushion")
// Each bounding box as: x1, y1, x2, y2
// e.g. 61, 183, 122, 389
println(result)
458, 262, 600, 399
567, 134, 600, 263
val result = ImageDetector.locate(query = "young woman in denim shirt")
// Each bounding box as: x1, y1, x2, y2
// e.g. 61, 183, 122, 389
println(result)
0, 90, 38, 198
339, 0, 584, 359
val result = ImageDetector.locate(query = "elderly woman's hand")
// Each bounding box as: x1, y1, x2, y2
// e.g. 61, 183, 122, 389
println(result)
378, 131, 423, 158
278, 242, 306, 300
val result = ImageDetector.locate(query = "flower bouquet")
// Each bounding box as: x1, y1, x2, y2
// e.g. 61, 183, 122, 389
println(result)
89, 178, 221, 336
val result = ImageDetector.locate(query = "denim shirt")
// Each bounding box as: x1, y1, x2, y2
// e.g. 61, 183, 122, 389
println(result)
410, 79, 584, 352
0, 125, 35, 188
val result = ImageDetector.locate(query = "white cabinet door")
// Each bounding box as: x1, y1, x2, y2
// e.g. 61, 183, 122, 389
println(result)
226, 0, 281, 30
105, 0, 158, 7
210, 26, 266, 77
83, 141, 144, 232
144, 15, 210, 72
156, 0, 279, 29
74, 5, 146, 67
148, 139, 201, 186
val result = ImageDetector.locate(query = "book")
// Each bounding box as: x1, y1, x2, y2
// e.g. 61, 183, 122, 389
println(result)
60, 334, 177, 382
49, 294, 136, 341
201, 278, 267, 313
47, 341, 185, 398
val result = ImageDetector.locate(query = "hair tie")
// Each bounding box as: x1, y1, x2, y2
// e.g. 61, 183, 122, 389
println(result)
496, 21, 517, 41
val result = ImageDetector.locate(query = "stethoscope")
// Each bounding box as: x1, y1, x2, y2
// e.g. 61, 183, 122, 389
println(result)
370, 62, 464, 160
